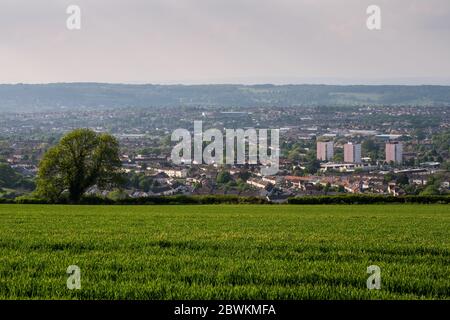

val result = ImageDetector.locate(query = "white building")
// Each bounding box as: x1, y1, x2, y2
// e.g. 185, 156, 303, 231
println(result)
246, 178, 270, 189
155, 168, 188, 178
320, 162, 376, 172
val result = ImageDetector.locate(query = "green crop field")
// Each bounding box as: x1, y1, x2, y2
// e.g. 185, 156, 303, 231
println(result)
0, 204, 449, 300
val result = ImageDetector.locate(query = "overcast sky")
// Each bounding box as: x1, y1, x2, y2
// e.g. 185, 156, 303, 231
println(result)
1, 0, 450, 84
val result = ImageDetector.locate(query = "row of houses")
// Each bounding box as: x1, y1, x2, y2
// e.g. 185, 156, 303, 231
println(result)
245, 171, 450, 197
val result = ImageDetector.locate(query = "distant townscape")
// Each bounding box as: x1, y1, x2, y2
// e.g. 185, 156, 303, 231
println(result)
0, 85, 449, 202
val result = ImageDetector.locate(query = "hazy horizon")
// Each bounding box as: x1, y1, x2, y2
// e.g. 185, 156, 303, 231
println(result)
3, 78, 450, 86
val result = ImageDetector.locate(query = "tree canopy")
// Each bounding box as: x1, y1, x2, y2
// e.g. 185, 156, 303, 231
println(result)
36, 129, 122, 202
216, 171, 232, 184
0, 163, 35, 190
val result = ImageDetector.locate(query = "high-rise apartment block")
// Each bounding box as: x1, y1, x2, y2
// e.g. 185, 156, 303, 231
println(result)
385, 141, 403, 164
344, 142, 362, 163
317, 141, 334, 161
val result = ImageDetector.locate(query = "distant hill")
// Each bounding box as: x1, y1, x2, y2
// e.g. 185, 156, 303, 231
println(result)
0, 83, 450, 112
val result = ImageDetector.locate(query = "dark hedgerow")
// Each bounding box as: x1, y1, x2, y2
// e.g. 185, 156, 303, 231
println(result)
5, 194, 450, 205
14, 196, 50, 204
11, 194, 269, 205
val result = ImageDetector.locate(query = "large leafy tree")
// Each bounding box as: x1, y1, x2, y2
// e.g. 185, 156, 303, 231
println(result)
36, 129, 123, 202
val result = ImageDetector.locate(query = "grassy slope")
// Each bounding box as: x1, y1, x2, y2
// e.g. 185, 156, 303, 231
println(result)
0, 204, 449, 299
